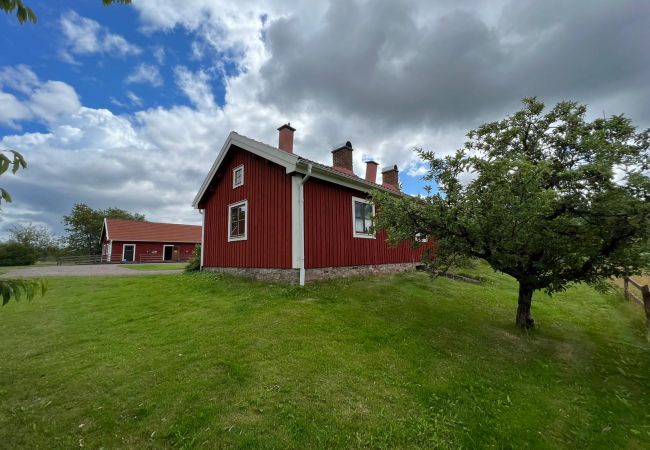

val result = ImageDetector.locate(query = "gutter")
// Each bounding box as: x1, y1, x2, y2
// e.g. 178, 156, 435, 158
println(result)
299, 163, 312, 286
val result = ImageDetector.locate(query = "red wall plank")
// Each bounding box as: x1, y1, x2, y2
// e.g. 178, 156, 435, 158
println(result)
303, 178, 429, 268
202, 146, 292, 268
108, 241, 196, 262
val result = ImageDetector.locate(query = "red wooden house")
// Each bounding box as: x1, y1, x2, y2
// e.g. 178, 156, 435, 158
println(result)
193, 124, 430, 284
100, 219, 201, 263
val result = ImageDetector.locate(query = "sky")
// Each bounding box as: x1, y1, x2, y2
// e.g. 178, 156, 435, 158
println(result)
1, 0, 649, 238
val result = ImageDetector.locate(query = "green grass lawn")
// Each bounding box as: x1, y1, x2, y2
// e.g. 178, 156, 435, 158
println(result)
1, 265, 650, 448
123, 263, 187, 271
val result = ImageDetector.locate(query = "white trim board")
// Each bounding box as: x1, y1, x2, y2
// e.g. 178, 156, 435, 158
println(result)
227, 199, 248, 242
200, 209, 205, 268
232, 164, 244, 188
291, 174, 302, 269
352, 196, 376, 239
100, 217, 109, 244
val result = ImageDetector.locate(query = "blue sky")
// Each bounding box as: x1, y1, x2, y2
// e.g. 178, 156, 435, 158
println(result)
0, 0, 648, 236
1, 1, 231, 128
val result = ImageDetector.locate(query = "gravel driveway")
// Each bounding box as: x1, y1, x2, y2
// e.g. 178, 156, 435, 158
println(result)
1, 264, 183, 278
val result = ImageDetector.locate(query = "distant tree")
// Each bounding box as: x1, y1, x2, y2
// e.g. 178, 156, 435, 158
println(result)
373, 98, 650, 329
63, 203, 145, 255
6, 223, 59, 258
0, 149, 46, 305
1, 0, 131, 24
0, 242, 38, 266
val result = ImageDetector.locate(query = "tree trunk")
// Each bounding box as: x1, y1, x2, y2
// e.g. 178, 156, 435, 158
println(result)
516, 284, 535, 329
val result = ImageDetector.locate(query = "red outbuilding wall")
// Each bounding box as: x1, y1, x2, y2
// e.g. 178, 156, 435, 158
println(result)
106, 240, 197, 262
303, 178, 430, 269
202, 146, 293, 268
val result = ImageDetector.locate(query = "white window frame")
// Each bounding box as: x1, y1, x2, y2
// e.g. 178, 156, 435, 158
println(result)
122, 244, 136, 262
352, 196, 375, 239
163, 244, 174, 261
415, 233, 428, 243
232, 164, 244, 188
228, 200, 248, 242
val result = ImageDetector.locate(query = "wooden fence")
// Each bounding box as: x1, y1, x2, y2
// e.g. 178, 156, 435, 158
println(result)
53, 254, 189, 265
55, 255, 104, 265
623, 276, 650, 327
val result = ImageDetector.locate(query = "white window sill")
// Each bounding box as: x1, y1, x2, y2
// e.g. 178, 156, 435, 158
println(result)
353, 233, 376, 239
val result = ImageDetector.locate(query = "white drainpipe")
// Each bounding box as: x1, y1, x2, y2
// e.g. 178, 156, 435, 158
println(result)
299, 163, 312, 286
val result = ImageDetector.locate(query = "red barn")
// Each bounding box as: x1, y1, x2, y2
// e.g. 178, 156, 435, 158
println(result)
100, 219, 201, 263
193, 124, 432, 284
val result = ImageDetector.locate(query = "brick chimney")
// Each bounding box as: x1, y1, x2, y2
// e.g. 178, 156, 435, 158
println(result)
382, 165, 399, 190
277, 123, 295, 153
365, 160, 379, 183
332, 141, 353, 174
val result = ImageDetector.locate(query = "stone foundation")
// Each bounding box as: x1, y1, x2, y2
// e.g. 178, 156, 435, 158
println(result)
202, 263, 419, 284
202, 267, 300, 283
305, 262, 418, 282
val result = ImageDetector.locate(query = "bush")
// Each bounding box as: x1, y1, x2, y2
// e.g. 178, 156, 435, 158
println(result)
0, 242, 39, 266
185, 244, 201, 272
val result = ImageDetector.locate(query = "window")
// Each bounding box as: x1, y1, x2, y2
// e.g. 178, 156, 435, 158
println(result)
233, 165, 244, 188
228, 200, 247, 241
352, 196, 375, 238
415, 233, 428, 243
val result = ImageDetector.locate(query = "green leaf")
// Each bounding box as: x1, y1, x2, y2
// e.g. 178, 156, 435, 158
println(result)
0, 155, 10, 175
1, 188, 13, 204
10, 150, 27, 173
0, 279, 47, 306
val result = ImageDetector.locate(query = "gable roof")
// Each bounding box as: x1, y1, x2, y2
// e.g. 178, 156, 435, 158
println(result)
103, 219, 201, 243
193, 131, 399, 208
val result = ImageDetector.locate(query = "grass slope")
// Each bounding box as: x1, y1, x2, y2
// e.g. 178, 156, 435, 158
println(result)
1, 265, 650, 448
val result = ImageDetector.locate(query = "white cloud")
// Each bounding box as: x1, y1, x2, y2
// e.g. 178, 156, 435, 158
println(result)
405, 160, 429, 178
173, 66, 216, 110
60, 10, 141, 62
0, 92, 32, 127
110, 97, 127, 108
110, 91, 144, 108
127, 0, 461, 181
126, 91, 143, 107
0, 65, 40, 95
126, 63, 163, 87
1, 108, 207, 232
153, 46, 166, 65
29, 81, 81, 123
0, 66, 81, 126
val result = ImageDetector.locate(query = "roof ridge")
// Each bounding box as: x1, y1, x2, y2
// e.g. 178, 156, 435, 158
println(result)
234, 132, 397, 193
106, 218, 201, 227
